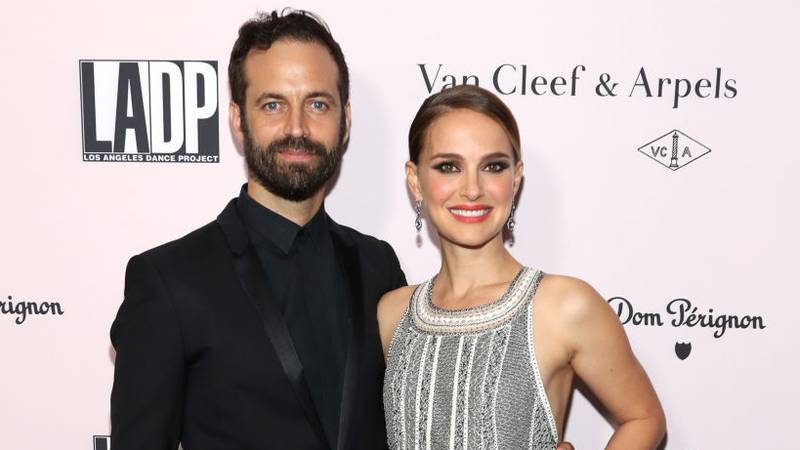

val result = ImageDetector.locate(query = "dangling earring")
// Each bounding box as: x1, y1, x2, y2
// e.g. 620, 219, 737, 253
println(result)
414, 200, 424, 247
506, 202, 516, 232
414, 200, 423, 231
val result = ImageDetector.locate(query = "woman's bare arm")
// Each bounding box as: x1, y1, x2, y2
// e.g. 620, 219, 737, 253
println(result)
548, 275, 666, 449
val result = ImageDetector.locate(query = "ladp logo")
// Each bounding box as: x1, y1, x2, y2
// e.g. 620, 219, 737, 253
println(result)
80, 60, 219, 163
637, 129, 711, 171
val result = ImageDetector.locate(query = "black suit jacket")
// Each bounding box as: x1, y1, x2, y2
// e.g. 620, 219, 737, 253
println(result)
110, 199, 406, 450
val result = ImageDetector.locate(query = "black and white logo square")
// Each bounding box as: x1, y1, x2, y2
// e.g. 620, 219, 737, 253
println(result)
637, 129, 711, 171
80, 60, 219, 163
93, 435, 111, 450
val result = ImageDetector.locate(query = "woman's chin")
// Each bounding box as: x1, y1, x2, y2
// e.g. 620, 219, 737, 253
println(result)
438, 229, 504, 250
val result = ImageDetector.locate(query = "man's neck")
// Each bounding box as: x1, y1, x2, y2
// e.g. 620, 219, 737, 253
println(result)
246, 180, 325, 227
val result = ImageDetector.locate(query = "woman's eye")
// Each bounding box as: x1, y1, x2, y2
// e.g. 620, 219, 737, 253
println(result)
483, 162, 509, 172
434, 162, 459, 173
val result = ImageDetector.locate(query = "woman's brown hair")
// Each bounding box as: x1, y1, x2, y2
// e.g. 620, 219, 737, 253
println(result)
408, 85, 521, 163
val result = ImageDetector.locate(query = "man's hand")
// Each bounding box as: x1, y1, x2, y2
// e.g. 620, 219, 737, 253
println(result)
556, 442, 574, 450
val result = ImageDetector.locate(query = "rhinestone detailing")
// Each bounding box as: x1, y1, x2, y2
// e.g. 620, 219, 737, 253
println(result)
412, 268, 531, 334
384, 267, 558, 450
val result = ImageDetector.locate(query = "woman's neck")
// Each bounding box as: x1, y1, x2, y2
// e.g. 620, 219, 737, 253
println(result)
435, 234, 522, 304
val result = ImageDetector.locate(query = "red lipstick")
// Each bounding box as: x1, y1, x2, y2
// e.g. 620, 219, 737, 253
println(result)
448, 204, 493, 223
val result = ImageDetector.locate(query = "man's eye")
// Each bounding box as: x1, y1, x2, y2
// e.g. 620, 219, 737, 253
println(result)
434, 162, 459, 173
309, 100, 328, 111
484, 162, 509, 172
263, 101, 280, 111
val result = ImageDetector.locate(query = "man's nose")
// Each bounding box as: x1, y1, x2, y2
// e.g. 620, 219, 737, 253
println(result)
284, 106, 307, 138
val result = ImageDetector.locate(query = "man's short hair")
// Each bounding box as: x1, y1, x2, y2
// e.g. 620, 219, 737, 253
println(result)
228, 9, 350, 112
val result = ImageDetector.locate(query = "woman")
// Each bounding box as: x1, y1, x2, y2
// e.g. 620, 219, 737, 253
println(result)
378, 85, 665, 450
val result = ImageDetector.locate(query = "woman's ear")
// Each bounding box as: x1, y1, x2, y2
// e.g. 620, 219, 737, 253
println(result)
513, 159, 524, 197
406, 160, 422, 202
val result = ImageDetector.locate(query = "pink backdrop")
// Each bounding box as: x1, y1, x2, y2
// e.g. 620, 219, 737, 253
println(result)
1, 1, 797, 448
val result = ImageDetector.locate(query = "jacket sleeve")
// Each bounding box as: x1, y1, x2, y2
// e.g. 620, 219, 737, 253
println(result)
381, 240, 407, 291
110, 254, 184, 450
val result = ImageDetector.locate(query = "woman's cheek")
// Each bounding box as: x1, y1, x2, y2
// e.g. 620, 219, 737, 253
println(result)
484, 174, 515, 202
422, 173, 458, 204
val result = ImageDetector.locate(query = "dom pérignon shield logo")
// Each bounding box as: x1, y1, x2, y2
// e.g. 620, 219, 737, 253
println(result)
674, 342, 692, 360
638, 129, 711, 171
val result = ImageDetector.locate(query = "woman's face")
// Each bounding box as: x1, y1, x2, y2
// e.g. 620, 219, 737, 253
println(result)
407, 108, 523, 248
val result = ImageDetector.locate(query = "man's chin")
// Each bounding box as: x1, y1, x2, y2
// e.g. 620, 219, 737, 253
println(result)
255, 178, 317, 202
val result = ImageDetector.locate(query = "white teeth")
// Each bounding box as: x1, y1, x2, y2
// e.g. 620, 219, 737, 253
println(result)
450, 209, 490, 217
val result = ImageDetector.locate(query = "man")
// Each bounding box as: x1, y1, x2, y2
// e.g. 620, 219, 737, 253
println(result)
111, 9, 576, 450
110, 10, 405, 450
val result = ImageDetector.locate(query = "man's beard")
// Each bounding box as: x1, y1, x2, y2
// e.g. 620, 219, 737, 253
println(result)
243, 126, 343, 202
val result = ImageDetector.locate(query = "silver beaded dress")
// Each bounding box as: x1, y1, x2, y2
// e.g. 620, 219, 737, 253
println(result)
384, 267, 558, 450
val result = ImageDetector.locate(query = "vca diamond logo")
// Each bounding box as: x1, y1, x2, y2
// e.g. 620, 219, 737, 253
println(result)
637, 129, 711, 171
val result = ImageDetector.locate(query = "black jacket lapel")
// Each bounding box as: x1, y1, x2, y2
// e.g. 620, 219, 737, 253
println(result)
218, 201, 329, 448
330, 223, 365, 450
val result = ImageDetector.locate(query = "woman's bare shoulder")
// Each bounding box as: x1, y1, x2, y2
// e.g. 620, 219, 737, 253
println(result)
536, 273, 611, 325
536, 272, 627, 357
377, 285, 418, 357
378, 285, 417, 321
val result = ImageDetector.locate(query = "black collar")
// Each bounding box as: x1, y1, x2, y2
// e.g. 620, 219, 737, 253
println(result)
235, 184, 329, 254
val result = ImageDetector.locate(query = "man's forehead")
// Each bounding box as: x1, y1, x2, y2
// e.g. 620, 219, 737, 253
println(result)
242, 40, 339, 89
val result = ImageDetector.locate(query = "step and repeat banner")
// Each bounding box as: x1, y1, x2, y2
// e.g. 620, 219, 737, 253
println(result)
1, 1, 797, 448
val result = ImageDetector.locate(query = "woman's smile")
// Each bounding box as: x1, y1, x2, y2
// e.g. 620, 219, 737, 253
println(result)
448, 204, 493, 223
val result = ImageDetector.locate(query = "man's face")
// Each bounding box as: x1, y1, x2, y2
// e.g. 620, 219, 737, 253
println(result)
234, 40, 349, 202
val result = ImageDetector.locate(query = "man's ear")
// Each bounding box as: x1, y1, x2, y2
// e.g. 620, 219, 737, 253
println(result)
406, 160, 422, 202
230, 101, 244, 142
342, 101, 352, 147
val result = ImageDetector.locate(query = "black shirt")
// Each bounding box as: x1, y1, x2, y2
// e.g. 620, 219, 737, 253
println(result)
236, 185, 348, 446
